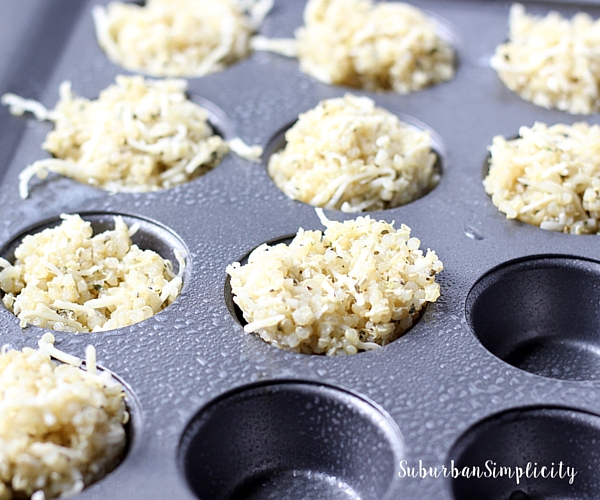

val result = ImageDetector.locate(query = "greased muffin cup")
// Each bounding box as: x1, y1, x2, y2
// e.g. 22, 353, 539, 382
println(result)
1, 1, 600, 499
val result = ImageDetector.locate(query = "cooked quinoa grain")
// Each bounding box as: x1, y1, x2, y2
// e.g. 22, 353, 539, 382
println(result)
484, 122, 600, 234
0, 341, 127, 499
268, 94, 439, 213
226, 210, 443, 355
0, 214, 184, 332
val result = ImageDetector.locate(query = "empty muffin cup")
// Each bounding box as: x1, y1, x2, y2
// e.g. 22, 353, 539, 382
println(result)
178, 381, 403, 500
466, 256, 600, 381
448, 407, 600, 500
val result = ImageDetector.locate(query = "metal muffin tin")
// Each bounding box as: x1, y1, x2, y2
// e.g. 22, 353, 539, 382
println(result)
2, 0, 600, 498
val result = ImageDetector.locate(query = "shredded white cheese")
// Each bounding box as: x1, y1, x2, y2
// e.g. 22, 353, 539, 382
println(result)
85, 345, 98, 376
0, 93, 54, 122
0, 214, 184, 332
227, 210, 443, 355
268, 94, 439, 212
93, 0, 273, 77
227, 137, 263, 162
484, 121, 600, 234
253, 0, 455, 93
491, 3, 600, 115
2, 76, 262, 198
38, 333, 82, 367
0, 340, 127, 499
250, 35, 298, 58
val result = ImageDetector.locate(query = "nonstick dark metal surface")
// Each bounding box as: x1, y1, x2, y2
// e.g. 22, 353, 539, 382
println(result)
2, 1, 600, 499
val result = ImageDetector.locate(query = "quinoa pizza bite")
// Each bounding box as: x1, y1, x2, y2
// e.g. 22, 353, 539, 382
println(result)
93, 0, 273, 78
227, 210, 443, 355
0, 214, 184, 333
484, 121, 600, 234
1, 75, 261, 198
253, 0, 455, 94
491, 3, 600, 115
0, 335, 128, 499
268, 94, 440, 213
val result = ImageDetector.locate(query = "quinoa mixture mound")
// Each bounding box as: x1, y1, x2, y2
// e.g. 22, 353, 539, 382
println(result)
93, 0, 273, 78
0, 214, 184, 332
295, 0, 455, 93
268, 94, 439, 213
1, 75, 253, 198
484, 122, 600, 234
0, 341, 127, 500
226, 210, 443, 355
491, 3, 600, 115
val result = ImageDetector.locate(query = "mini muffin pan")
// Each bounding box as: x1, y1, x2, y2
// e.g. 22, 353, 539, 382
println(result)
2, 1, 600, 499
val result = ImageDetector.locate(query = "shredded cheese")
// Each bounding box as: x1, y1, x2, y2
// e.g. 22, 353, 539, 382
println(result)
484, 121, 600, 234
227, 210, 443, 355
85, 345, 97, 376
227, 137, 263, 162
0, 93, 54, 121
250, 35, 298, 58
93, 0, 273, 77
268, 94, 439, 212
491, 3, 600, 115
0, 214, 185, 332
38, 333, 82, 367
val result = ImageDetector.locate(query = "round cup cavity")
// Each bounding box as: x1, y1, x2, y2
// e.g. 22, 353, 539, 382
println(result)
448, 407, 600, 500
424, 9, 462, 62
263, 109, 445, 212
466, 256, 600, 381
188, 93, 236, 141
0, 212, 189, 328
178, 381, 403, 500
72, 364, 142, 492
97, 365, 143, 468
